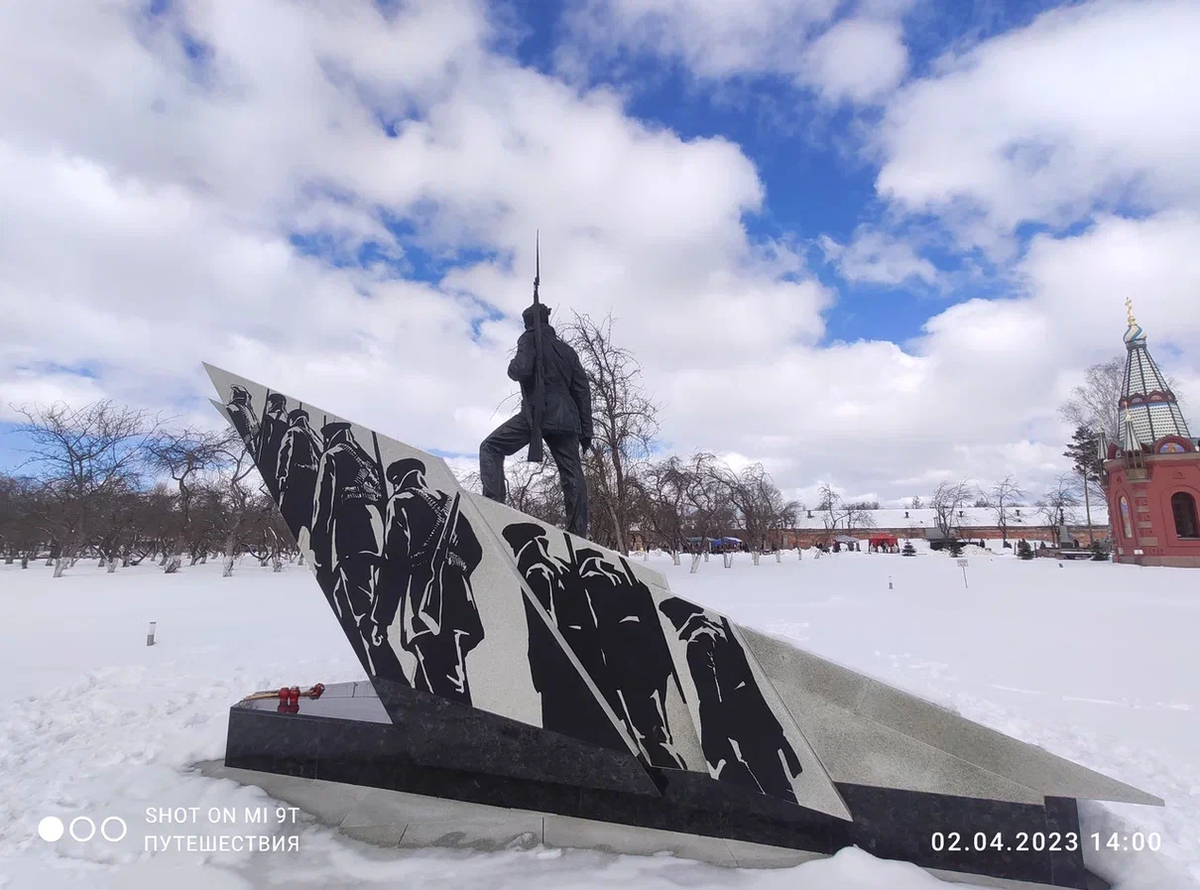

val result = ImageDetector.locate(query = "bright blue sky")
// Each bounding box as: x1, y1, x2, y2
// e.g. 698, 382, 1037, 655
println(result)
2, 0, 1198, 502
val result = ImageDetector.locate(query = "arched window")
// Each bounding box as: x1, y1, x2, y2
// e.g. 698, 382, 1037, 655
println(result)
1119, 496, 1133, 539
1172, 492, 1199, 539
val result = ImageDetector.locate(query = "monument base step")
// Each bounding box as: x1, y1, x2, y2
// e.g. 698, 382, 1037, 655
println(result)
194, 761, 1107, 889
205, 682, 1111, 890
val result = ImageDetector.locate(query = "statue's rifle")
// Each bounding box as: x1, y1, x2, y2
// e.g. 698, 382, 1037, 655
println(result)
527, 230, 546, 462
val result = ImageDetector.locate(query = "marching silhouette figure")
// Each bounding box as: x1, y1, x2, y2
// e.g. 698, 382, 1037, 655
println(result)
372, 458, 484, 704
659, 596, 802, 802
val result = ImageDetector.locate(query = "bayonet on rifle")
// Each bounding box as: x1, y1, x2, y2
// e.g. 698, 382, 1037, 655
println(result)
527, 230, 546, 462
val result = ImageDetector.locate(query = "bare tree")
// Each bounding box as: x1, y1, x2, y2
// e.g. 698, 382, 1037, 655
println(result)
910, 495, 924, 509
930, 479, 973, 542
564, 312, 659, 554
14, 401, 158, 577
986, 475, 1026, 545
843, 502, 877, 535
210, 430, 267, 577
637, 456, 692, 564
816, 483, 842, 544
681, 452, 733, 570
144, 426, 231, 573
0, 473, 43, 567
1059, 357, 1124, 442
710, 462, 798, 562
1037, 474, 1080, 543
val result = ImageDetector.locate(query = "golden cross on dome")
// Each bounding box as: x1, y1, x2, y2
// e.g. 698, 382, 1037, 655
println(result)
1125, 296, 1137, 326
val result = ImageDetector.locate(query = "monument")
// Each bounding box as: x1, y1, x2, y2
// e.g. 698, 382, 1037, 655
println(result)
205, 361, 1162, 890
479, 236, 591, 538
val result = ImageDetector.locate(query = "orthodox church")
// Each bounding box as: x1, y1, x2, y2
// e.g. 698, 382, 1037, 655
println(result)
1100, 300, 1200, 566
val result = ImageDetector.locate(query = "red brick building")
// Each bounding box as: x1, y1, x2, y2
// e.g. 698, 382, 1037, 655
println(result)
1100, 303, 1200, 567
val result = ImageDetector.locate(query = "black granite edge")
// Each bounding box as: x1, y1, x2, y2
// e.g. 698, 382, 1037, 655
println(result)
227, 695, 661, 798
223, 705, 1101, 889
1045, 796, 1107, 890
363, 679, 662, 797
225, 708, 318, 779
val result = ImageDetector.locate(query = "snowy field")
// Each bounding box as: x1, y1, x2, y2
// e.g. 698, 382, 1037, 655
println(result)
1, 545, 1197, 889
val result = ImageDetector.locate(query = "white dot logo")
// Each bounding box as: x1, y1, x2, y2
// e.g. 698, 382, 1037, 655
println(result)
101, 816, 128, 842
37, 816, 64, 842
69, 816, 96, 842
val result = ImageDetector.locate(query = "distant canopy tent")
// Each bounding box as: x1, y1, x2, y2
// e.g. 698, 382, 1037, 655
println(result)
832, 535, 859, 545
869, 535, 899, 549
685, 536, 743, 550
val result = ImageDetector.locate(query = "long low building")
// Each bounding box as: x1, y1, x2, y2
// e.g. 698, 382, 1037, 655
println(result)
629, 506, 1111, 552
777, 505, 1109, 549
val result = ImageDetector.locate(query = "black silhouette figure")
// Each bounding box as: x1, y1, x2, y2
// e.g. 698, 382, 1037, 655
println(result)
371, 458, 485, 704
257, 392, 289, 498
503, 522, 687, 769
658, 597, 802, 802
275, 407, 323, 543
505, 522, 624, 746
481, 303, 592, 537
225, 385, 261, 455
311, 422, 384, 667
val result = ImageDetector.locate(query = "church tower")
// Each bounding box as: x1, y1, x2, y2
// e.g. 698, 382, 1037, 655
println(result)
1102, 300, 1200, 566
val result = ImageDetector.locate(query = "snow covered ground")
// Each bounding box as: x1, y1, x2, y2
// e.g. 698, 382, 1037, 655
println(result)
1, 544, 1196, 889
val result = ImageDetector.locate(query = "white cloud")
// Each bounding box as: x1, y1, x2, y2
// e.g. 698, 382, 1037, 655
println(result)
875, 0, 1200, 252
802, 18, 908, 104
2, 0, 1195, 510
818, 227, 938, 286
561, 0, 910, 106
0, 0, 827, 456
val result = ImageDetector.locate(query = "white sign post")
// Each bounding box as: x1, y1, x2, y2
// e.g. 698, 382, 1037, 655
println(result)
957, 558, 969, 589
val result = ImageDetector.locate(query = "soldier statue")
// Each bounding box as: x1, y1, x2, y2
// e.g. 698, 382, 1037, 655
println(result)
479, 240, 592, 538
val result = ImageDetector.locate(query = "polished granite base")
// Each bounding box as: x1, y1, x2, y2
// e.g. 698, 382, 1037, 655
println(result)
225, 682, 1109, 890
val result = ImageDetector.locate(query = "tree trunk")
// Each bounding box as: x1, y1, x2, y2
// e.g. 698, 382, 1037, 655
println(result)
689, 553, 701, 574
4, 555, 12, 565
606, 500, 625, 555
775, 550, 781, 563
723, 552, 732, 569
21, 554, 30, 569
164, 553, 182, 574
798, 547, 802, 560
671, 550, 681, 566
106, 558, 117, 574
1082, 471, 1094, 545
222, 529, 238, 577
53, 555, 68, 578
751, 551, 760, 566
